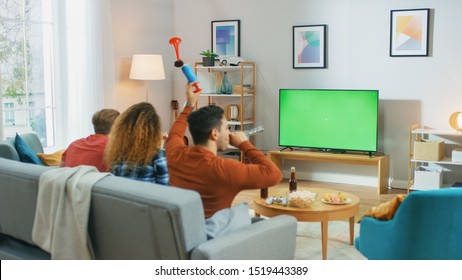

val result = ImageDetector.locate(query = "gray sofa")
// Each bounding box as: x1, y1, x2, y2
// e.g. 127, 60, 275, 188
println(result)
0, 158, 297, 260
0, 133, 43, 161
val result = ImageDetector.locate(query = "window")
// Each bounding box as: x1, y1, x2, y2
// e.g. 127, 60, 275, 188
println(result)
0, 0, 55, 147
3, 102, 14, 125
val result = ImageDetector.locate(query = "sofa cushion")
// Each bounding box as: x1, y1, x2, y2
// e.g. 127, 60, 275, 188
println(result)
37, 150, 65, 166
15, 133, 43, 165
358, 194, 407, 222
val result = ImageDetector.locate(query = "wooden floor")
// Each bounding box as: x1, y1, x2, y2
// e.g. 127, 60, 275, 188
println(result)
232, 180, 407, 221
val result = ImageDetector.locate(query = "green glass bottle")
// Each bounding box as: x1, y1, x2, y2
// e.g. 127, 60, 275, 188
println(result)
220, 72, 232, 94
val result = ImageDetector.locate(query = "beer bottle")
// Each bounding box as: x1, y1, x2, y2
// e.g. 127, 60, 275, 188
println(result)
289, 166, 297, 192
260, 188, 268, 199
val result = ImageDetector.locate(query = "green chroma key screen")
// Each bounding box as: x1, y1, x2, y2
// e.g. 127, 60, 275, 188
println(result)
278, 89, 378, 153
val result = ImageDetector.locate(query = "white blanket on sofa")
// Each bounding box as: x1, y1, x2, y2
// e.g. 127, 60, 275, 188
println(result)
32, 166, 111, 260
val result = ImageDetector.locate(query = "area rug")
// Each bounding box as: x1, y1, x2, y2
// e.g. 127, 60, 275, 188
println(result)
295, 221, 366, 260
247, 208, 366, 260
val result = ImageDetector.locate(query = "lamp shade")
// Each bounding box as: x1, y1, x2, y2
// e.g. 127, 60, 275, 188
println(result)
449, 112, 462, 131
129, 54, 165, 80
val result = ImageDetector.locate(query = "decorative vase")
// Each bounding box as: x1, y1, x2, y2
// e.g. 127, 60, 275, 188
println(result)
215, 72, 222, 94
220, 72, 232, 94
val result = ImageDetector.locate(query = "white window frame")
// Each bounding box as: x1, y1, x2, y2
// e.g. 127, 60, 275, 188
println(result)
0, 0, 56, 147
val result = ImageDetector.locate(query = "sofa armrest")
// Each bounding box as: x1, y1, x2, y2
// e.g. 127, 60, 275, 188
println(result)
190, 215, 297, 260
0, 142, 20, 161
354, 217, 396, 259
0, 133, 43, 161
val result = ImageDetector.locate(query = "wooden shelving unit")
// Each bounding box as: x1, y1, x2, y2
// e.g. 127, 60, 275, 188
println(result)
407, 124, 462, 193
194, 62, 256, 162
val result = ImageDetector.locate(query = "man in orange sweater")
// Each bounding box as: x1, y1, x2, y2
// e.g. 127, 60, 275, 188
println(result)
166, 84, 282, 218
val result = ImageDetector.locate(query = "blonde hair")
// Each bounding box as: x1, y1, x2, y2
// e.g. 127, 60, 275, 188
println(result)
105, 102, 162, 166
92, 109, 120, 135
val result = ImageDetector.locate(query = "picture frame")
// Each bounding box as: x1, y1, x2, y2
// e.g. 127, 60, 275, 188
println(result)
293, 24, 326, 69
212, 20, 240, 58
390, 8, 430, 57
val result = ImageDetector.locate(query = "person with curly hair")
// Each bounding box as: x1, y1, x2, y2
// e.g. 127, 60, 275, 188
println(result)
105, 102, 168, 185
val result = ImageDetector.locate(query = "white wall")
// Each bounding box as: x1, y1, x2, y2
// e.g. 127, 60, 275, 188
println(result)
170, 0, 462, 188
110, 0, 175, 132
108, 0, 462, 188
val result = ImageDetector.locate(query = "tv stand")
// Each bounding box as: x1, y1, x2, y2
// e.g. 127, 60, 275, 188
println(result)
268, 150, 390, 194
327, 149, 346, 154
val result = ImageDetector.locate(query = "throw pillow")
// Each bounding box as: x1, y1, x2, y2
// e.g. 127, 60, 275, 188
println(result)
37, 149, 65, 166
358, 194, 407, 222
14, 133, 43, 165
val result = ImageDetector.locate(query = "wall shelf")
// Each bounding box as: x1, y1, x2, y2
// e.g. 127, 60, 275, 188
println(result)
410, 157, 462, 166
201, 93, 254, 97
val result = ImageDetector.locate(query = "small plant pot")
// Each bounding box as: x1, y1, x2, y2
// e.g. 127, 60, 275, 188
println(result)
202, 57, 215, 66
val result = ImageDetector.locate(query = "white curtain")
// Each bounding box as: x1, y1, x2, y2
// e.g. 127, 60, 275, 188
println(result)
55, 0, 115, 147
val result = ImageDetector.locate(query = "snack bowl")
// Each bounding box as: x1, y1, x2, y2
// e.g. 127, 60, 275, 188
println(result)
287, 190, 317, 208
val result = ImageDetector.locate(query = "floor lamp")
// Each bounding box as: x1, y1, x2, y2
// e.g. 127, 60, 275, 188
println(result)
129, 54, 166, 102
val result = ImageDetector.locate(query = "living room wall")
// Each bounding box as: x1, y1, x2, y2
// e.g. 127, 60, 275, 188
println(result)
111, 0, 462, 189
170, 0, 462, 188
110, 0, 174, 130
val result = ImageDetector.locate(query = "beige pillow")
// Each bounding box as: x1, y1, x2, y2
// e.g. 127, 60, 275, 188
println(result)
37, 149, 65, 166
358, 194, 407, 222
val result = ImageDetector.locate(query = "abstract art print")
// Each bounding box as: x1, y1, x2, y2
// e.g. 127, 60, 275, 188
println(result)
390, 9, 430, 57
212, 20, 240, 58
293, 25, 326, 68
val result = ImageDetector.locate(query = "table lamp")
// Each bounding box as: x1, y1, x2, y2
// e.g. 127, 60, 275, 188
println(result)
449, 111, 462, 132
129, 54, 165, 101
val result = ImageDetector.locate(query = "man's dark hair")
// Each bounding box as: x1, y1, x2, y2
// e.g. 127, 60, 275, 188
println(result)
188, 105, 224, 145
92, 109, 120, 135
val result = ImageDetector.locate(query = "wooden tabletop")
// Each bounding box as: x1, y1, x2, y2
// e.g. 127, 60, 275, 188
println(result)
253, 187, 360, 222
254, 187, 360, 260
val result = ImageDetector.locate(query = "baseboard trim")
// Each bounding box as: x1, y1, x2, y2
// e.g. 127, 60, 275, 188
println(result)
282, 171, 408, 191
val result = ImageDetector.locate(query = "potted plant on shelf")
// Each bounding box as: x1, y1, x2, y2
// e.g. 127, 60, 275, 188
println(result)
199, 49, 219, 66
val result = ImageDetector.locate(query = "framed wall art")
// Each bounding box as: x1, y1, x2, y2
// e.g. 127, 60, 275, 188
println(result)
390, 8, 430, 57
212, 20, 240, 57
293, 24, 326, 69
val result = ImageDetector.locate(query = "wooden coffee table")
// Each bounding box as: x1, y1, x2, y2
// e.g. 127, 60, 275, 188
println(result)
253, 187, 360, 260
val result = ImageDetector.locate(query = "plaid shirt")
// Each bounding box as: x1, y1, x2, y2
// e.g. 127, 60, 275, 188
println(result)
110, 149, 169, 185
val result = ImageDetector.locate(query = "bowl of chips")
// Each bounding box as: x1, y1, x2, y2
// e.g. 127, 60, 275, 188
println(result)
287, 190, 317, 208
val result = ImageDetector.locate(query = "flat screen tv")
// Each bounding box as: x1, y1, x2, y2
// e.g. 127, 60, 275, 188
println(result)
278, 89, 379, 154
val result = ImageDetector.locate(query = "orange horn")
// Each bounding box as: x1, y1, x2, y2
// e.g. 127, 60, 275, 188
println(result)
169, 37, 182, 61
